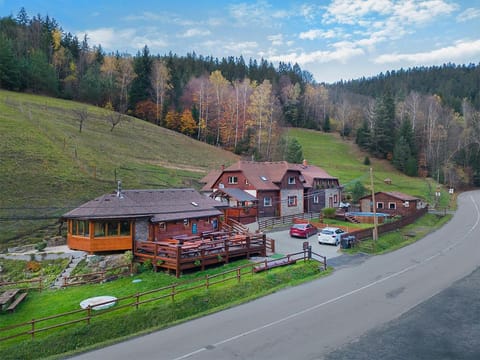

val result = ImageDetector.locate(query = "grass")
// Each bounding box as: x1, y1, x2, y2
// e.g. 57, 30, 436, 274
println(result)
286, 128, 452, 206
0, 90, 239, 249
0, 259, 330, 359
344, 213, 453, 254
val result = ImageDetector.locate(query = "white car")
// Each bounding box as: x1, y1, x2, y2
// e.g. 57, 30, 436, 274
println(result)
318, 227, 346, 246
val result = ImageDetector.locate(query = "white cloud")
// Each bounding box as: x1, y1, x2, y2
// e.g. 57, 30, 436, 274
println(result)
179, 28, 211, 38
457, 8, 480, 22
79, 27, 169, 53
299, 29, 336, 40
323, 0, 392, 24
268, 34, 283, 46
391, 0, 457, 25
374, 39, 480, 64
270, 41, 364, 65
223, 41, 258, 55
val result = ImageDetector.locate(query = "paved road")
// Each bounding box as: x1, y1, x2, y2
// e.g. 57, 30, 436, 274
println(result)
70, 190, 480, 360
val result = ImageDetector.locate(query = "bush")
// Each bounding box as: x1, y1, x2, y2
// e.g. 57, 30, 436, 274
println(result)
35, 241, 47, 252
364, 156, 370, 165
322, 207, 336, 219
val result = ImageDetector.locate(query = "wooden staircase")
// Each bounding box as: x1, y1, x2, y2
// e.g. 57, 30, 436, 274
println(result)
345, 214, 360, 224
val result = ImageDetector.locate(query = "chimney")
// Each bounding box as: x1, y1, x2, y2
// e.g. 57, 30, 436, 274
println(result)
302, 159, 308, 167
116, 180, 123, 198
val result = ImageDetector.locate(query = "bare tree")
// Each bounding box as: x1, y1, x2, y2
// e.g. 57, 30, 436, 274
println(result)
73, 107, 88, 133
150, 59, 172, 125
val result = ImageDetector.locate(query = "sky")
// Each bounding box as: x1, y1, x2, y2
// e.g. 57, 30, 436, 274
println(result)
1, 0, 479, 83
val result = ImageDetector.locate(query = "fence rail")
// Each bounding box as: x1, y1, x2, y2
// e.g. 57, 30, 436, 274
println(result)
258, 212, 321, 232
0, 252, 326, 344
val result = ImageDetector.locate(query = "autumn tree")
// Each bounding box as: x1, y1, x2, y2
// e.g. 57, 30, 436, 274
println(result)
180, 109, 197, 136
150, 58, 171, 125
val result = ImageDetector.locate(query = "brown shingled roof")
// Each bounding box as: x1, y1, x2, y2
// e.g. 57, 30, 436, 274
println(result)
62, 188, 225, 222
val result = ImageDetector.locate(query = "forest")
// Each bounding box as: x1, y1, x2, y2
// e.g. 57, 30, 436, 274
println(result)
1, 8, 479, 188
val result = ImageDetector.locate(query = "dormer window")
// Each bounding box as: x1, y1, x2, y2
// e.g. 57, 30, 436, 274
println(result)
228, 176, 238, 184
288, 176, 296, 184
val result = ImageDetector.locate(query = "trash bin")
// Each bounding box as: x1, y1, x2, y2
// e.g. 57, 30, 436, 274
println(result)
341, 236, 355, 249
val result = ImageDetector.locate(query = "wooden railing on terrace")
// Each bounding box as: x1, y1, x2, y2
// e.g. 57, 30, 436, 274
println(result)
134, 232, 268, 277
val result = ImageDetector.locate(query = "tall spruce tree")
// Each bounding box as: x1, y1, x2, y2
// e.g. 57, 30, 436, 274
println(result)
129, 45, 152, 110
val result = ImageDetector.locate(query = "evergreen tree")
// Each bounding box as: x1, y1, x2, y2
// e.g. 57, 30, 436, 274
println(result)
0, 34, 20, 90
356, 120, 371, 149
351, 181, 367, 203
392, 136, 411, 172
286, 138, 303, 163
129, 45, 152, 111
370, 91, 395, 158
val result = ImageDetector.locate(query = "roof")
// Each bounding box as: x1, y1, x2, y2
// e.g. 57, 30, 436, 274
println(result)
200, 169, 222, 192
290, 163, 338, 188
222, 161, 301, 190
359, 191, 420, 201
62, 188, 226, 222
213, 188, 258, 202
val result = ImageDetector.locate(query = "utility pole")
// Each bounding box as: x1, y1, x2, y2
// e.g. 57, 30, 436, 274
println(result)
370, 168, 378, 243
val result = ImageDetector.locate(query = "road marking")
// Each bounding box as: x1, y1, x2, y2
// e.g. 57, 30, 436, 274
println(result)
172, 195, 480, 360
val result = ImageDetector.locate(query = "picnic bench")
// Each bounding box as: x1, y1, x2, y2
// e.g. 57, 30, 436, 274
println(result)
0, 289, 27, 312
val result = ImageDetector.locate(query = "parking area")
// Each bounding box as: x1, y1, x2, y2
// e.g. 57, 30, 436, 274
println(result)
265, 229, 343, 260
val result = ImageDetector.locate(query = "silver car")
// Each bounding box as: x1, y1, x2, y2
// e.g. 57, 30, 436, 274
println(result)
318, 227, 346, 246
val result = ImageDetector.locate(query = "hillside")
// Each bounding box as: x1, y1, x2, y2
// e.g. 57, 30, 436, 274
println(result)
286, 128, 443, 203
0, 90, 239, 248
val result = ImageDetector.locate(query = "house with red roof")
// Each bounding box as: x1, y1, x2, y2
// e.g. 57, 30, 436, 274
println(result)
358, 191, 423, 217
204, 160, 342, 218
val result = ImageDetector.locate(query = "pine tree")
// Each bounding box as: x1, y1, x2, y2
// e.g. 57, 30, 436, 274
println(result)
286, 138, 303, 163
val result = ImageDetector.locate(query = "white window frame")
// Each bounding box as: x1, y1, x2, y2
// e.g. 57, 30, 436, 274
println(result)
388, 202, 396, 209
313, 195, 319, 204
263, 197, 272, 207
288, 196, 297, 207
228, 176, 238, 184
377, 202, 384, 209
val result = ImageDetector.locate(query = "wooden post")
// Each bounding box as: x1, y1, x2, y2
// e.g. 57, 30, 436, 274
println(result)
135, 293, 140, 310
31, 319, 35, 339
176, 245, 181, 278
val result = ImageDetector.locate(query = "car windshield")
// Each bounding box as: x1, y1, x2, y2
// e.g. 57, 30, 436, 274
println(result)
321, 229, 333, 235
292, 224, 306, 229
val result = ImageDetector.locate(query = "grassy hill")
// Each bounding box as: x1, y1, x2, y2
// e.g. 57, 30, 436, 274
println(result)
285, 128, 445, 204
0, 90, 448, 250
0, 90, 239, 248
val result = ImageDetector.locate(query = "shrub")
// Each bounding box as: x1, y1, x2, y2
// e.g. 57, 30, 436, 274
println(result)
322, 207, 336, 219
141, 259, 153, 272
364, 156, 370, 165
35, 241, 47, 252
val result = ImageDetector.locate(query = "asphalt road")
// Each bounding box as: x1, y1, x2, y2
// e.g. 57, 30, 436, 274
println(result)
70, 190, 480, 360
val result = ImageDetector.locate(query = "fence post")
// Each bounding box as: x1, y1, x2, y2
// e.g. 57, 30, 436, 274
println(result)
237, 268, 241, 282
171, 285, 176, 302
135, 293, 140, 310
87, 306, 91, 324
206, 275, 209, 289
31, 319, 35, 339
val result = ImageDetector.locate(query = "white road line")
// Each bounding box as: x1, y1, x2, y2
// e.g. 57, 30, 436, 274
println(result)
172, 195, 480, 360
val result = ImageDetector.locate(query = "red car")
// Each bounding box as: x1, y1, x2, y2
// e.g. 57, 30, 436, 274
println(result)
289, 223, 318, 238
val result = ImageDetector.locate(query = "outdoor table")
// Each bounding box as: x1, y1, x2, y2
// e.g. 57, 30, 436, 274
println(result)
0, 289, 20, 308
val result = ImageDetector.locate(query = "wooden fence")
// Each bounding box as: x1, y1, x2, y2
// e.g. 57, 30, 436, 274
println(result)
0, 278, 44, 292
258, 212, 321, 232
0, 251, 324, 343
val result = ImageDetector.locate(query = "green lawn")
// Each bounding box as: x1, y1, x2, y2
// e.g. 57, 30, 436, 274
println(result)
0, 259, 329, 359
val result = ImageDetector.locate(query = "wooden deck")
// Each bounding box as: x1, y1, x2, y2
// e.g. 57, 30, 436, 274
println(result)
134, 231, 268, 277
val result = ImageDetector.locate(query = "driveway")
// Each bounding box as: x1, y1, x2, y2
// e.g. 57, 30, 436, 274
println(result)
265, 228, 344, 261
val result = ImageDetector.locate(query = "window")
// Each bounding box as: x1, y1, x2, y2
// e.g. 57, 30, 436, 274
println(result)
107, 221, 118, 236
183, 219, 189, 226
313, 195, 319, 204
159, 222, 166, 231
94, 222, 105, 237
288, 176, 296, 184
71, 220, 89, 236
388, 202, 396, 209
288, 196, 297, 207
264, 197, 272, 207
120, 221, 131, 235
334, 194, 338, 203
245, 179, 249, 185
228, 176, 238, 184
377, 202, 384, 209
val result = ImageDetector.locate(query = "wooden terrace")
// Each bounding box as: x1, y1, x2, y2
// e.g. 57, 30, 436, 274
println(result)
134, 230, 270, 277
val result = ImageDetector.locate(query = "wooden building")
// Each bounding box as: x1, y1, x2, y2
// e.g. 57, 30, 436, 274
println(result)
62, 188, 227, 253
358, 191, 423, 217
203, 160, 342, 219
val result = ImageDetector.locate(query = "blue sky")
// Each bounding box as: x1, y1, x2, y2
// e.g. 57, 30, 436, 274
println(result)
1, 0, 479, 83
